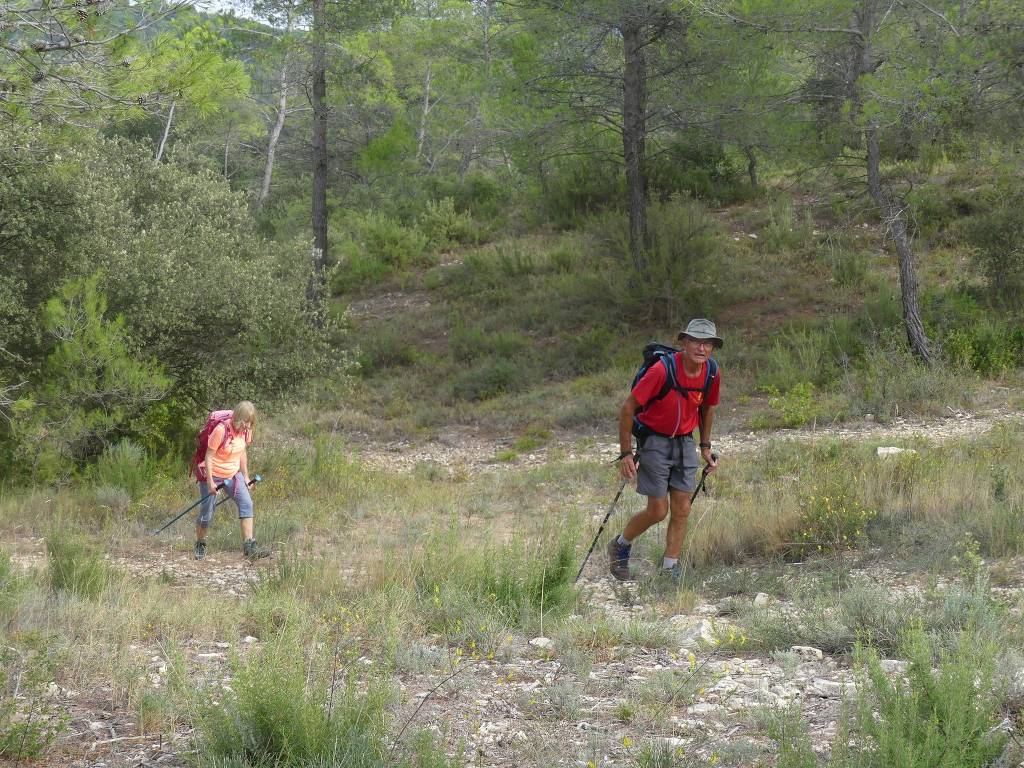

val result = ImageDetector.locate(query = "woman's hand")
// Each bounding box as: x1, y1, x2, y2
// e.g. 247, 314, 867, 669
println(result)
207, 479, 218, 495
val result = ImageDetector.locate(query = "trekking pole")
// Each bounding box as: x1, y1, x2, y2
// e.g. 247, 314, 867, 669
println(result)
689, 452, 718, 503
680, 454, 718, 584
574, 456, 636, 583
151, 475, 261, 535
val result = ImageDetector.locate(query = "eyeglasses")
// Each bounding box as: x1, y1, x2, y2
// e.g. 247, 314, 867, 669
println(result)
686, 338, 714, 349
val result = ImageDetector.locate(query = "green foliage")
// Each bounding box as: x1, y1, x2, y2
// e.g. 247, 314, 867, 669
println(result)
450, 324, 528, 363
647, 137, 746, 204
357, 327, 418, 373
833, 631, 1007, 768
194, 630, 395, 768
0, 551, 27, 626
451, 358, 529, 401
757, 382, 821, 429
0, 642, 67, 760
795, 478, 875, 558
600, 195, 731, 326
13, 276, 170, 482
91, 440, 151, 502
965, 190, 1024, 308
410, 528, 577, 634
47, 533, 110, 599
761, 704, 817, 768
943, 318, 1024, 377
418, 198, 478, 249
540, 154, 624, 229
0, 135, 335, 420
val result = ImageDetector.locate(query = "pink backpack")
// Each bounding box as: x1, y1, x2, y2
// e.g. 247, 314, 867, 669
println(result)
188, 410, 243, 481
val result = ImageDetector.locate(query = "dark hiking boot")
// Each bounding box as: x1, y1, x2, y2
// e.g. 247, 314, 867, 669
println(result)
194, 540, 208, 561
606, 537, 633, 581
242, 538, 271, 560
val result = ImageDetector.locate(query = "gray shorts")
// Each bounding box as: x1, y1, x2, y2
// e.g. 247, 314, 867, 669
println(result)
636, 434, 698, 498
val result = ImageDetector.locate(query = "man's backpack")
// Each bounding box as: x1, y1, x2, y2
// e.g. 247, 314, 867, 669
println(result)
188, 410, 236, 481
630, 343, 718, 439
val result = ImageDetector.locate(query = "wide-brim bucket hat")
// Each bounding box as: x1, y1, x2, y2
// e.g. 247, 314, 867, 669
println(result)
678, 318, 724, 349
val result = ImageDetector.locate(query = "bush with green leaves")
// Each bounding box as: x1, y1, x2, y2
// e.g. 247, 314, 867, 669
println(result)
0, 134, 334, 419
0, 643, 67, 761
598, 194, 732, 326
966, 189, 1024, 309
11, 277, 170, 482
830, 630, 1008, 768
418, 197, 478, 249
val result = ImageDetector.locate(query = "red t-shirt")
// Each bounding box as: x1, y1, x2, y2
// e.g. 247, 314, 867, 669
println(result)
632, 354, 721, 437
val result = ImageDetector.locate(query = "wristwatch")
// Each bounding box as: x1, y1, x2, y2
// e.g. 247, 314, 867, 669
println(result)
699, 442, 712, 449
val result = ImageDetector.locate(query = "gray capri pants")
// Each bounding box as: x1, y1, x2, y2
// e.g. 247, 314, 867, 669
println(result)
636, 434, 699, 498
196, 472, 253, 526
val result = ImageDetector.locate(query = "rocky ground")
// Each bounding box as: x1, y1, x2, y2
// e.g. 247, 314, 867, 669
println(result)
7, 409, 1024, 767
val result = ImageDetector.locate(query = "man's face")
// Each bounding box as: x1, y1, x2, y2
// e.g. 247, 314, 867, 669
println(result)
681, 336, 713, 363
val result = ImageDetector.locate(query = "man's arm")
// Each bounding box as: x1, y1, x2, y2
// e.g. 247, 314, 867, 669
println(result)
618, 394, 640, 479
698, 405, 718, 471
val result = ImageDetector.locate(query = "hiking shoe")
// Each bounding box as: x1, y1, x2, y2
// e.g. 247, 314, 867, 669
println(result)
652, 562, 685, 590
194, 540, 208, 561
606, 537, 633, 581
242, 538, 271, 560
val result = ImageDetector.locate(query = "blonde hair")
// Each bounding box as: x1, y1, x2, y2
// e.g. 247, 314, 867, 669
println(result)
232, 400, 257, 430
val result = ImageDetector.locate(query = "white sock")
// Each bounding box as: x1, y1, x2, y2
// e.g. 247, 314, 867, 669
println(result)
617, 534, 632, 546
662, 557, 679, 570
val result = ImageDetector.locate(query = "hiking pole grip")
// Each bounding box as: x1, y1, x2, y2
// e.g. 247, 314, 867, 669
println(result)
690, 452, 719, 504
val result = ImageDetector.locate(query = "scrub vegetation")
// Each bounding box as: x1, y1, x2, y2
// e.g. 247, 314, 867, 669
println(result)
3, 0, 1024, 764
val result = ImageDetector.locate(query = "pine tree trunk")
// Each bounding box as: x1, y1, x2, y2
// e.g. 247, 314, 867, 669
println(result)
416, 62, 431, 162
622, 21, 648, 272
258, 60, 289, 209
309, 0, 328, 308
865, 125, 931, 363
155, 100, 175, 163
745, 145, 758, 190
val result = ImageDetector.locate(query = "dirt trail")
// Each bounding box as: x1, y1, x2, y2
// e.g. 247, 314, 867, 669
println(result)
357, 407, 1024, 475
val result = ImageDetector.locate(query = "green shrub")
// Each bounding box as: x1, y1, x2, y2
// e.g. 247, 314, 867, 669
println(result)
761, 704, 817, 768
760, 198, 814, 255
795, 478, 875, 558
47, 533, 110, 599
360, 212, 432, 268
540, 153, 623, 229
12, 277, 170, 482
646, 136, 746, 204
759, 382, 820, 429
599, 194, 731, 325
450, 324, 528, 363
0, 551, 27, 626
943, 318, 1024, 376
450, 358, 528, 401
357, 327, 418, 373
966, 190, 1024, 308
0, 644, 67, 760
92, 439, 150, 502
194, 630, 395, 768
418, 197, 477, 249
831, 630, 1007, 768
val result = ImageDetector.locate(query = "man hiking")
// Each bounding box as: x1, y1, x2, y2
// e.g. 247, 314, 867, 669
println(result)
607, 319, 722, 582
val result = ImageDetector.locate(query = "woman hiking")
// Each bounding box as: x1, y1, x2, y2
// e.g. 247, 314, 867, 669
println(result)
193, 401, 270, 561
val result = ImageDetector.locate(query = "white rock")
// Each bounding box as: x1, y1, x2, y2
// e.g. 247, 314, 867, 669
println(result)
790, 645, 824, 661
688, 702, 724, 715
753, 592, 771, 608
242, 636, 257, 644
680, 620, 718, 648
876, 446, 917, 457
879, 659, 908, 674
529, 637, 554, 650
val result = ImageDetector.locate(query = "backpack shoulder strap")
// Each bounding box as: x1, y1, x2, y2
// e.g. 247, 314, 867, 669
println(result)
650, 353, 678, 404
